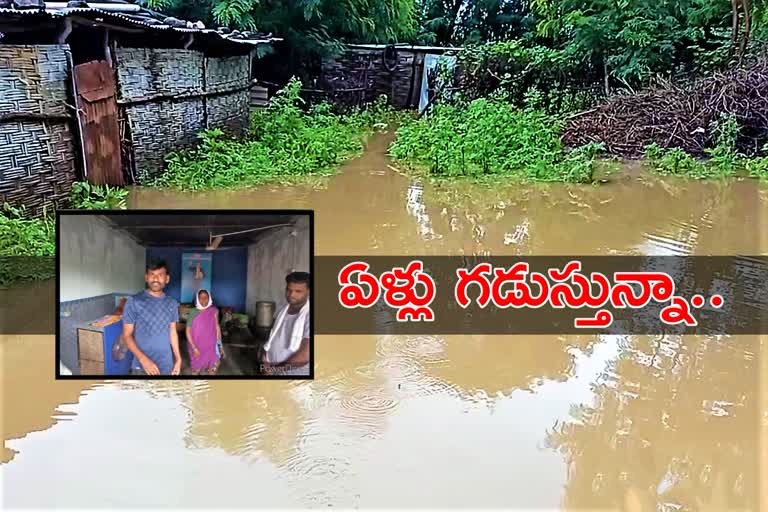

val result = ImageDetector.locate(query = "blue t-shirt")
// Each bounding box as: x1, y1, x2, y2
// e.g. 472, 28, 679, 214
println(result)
122, 290, 179, 374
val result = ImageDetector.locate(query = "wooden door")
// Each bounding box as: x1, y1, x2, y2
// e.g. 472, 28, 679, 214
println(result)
74, 60, 123, 186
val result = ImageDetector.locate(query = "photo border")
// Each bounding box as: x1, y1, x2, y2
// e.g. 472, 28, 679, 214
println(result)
55, 208, 315, 381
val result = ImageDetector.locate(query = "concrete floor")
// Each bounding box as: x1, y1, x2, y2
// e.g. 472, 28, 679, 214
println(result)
178, 336, 264, 376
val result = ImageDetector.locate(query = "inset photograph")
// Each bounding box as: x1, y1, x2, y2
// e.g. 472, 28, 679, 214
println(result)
57, 210, 313, 379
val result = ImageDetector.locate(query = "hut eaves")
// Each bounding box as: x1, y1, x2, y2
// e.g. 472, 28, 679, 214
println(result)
0, 2, 282, 47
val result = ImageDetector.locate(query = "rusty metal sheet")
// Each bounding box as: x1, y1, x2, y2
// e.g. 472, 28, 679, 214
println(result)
74, 60, 124, 186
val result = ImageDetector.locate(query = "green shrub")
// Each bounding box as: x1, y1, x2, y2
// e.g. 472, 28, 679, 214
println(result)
747, 143, 768, 179
390, 97, 600, 183
154, 79, 400, 191
70, 181, 129, 209
0, 204, 55, 257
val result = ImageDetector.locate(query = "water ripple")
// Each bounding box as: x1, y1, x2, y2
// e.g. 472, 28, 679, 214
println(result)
338, 389, 399, 433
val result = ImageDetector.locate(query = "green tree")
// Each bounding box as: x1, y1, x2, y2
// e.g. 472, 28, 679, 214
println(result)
530, 0, 739, 91
415, 0, 533, 45
145, 0, 417, 53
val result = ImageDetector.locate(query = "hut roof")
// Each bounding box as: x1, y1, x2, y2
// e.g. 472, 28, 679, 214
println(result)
0, 0, 281, 48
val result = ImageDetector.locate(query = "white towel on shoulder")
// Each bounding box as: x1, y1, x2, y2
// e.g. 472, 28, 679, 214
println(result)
262, 300, 309, 363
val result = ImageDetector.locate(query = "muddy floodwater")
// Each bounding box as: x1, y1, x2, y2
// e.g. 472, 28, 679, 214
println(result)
2, 133, 767, 510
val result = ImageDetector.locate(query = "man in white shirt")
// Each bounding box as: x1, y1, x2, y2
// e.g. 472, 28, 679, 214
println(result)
260, 271, 311, 376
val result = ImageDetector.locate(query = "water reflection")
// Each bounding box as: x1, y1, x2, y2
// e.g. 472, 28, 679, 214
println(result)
546, 335, 759, 511
0, 335, 99, 463
2, 134, 766, 508
421, 176, 762, 256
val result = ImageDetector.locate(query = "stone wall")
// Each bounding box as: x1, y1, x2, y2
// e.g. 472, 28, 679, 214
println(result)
0, 45, 78, 215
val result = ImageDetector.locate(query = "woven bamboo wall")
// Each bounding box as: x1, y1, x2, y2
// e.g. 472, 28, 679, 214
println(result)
321, 49, 420, 108
206, 55, 250, 93
0, 45, 78, 215
206, 55, 250, 138
116, 48, 252, 183
208, 90, 250, 137
125, 98, 206, 183
117, 48, 204, 98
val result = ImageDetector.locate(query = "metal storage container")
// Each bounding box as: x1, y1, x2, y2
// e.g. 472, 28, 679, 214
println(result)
255, 301, 276, 328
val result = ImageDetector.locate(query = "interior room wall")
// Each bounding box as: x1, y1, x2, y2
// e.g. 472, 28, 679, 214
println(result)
59, 215, 146, 301
245, 215, 310, 315
58, 215, 146, 374
145, 246, 248, 312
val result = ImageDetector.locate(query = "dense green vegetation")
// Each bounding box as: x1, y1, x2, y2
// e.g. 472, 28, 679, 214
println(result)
152, 79, 402, 191
0, 182, 128, 287
0, 205, 56, 288
746, 148, 768, 179
147, 0, 766, 88
0, 204, 55, 257
390, 97, 602, 183
140, 0, 767, 183
69, 182, 129, 210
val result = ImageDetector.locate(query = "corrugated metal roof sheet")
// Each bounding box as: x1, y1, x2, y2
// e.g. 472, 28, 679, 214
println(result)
0, 3, 281, 46
347, 44, 464, 52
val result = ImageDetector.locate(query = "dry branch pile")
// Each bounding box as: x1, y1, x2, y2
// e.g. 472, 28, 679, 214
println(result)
562, 58, 768, 157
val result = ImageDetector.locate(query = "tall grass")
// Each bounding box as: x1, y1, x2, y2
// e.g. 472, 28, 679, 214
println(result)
0, 204, 55, 257
389, 97, 602, 183
0, 204, 56, 288
0, 182, 126, 287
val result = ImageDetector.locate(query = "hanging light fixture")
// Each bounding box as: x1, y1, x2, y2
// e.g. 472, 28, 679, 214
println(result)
206, 232, 223, 250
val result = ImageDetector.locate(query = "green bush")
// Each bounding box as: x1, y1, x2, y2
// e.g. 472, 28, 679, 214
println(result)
154, 79, 401, 191
456, 41, 598, 113
70, 181, 129, 209
389, 97, 600, 183
0, 181, 126, 287
747, 143, 768, 180
0, 204, 55, 257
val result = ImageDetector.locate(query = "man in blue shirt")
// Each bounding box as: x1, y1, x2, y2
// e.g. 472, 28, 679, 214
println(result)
122, 259, 181, 376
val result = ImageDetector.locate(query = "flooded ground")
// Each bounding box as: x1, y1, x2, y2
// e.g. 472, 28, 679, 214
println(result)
2, 132, 767, 509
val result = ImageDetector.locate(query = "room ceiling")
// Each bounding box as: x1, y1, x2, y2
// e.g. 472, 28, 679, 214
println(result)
100, 213, 302, 248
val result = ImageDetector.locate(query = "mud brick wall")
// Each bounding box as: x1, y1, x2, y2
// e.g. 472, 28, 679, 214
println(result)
0, 45, 78, 215
116, 48, 252, 182
321, 49, 422, 108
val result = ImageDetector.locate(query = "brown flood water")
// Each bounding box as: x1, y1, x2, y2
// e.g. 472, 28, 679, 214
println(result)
2, 132, 767, 510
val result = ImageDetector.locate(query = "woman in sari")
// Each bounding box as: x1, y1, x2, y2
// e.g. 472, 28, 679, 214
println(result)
186, 289, 223, 375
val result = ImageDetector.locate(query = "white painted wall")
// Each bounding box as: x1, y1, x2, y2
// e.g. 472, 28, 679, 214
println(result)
245, 216, 310, 314
59, 215, 146, 302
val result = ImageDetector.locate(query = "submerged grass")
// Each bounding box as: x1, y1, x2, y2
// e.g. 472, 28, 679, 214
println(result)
0, 182, 127, 287
0, 204, 56, 288
0, 204, 55, 257
152, 79, 403, 191
389, 97, 603, 184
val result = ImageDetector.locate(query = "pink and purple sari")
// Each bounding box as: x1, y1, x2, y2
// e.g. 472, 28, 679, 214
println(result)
187, 306, 219, 372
